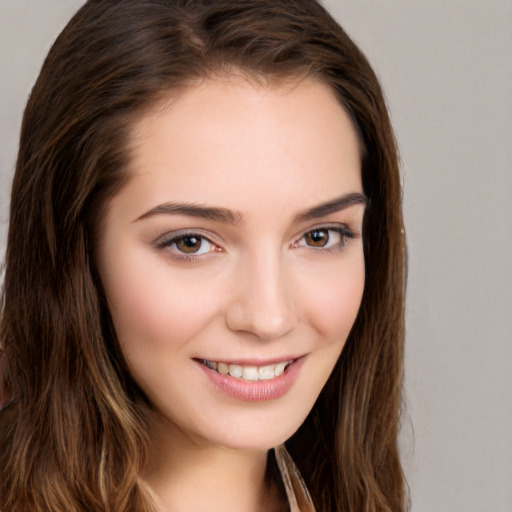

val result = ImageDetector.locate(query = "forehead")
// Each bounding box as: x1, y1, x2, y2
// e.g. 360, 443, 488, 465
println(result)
117, 77, 362, 220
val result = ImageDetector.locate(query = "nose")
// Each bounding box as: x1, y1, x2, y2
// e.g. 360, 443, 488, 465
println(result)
225, 251, 297, 341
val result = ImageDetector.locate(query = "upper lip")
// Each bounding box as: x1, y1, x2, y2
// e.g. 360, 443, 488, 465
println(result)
194, 355, 303, 366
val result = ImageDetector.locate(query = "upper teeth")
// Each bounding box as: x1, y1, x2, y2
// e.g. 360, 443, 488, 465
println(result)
202, 360, 292, 381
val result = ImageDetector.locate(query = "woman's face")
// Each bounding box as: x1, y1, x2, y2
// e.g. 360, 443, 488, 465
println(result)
97, 78, 366, 451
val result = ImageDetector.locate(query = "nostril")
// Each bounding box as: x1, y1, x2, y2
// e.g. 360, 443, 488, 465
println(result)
225, 300, 297, 341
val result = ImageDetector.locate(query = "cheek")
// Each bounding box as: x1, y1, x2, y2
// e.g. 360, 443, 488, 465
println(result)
298, 253, 365, 340
100, 248, 223, 357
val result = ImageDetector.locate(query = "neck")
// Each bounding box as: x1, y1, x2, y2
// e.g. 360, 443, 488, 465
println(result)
142, 413, 286, 512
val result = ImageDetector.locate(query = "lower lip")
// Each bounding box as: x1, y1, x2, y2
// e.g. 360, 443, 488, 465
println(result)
197, 358, 304, 402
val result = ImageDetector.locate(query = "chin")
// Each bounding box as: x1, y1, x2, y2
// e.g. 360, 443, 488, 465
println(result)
204, 428, 300, 453
184, 401, 312, 453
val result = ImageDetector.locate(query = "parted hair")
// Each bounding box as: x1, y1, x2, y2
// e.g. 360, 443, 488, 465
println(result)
0, 1, 407, 511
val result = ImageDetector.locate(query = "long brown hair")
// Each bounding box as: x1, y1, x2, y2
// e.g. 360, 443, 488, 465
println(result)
0, 1, 407, 510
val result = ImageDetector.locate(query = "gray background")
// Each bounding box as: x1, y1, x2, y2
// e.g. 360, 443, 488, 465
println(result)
1, 1, 511, 511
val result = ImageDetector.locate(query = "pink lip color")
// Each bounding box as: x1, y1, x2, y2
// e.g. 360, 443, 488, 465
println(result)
197, 357, 304, 402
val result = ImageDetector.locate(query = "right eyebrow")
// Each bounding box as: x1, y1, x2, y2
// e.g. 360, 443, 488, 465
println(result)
133, 202, 243, 225
293, 192, 368, 223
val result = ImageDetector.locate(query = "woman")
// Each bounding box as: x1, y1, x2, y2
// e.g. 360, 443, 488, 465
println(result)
0, 1, 407, 511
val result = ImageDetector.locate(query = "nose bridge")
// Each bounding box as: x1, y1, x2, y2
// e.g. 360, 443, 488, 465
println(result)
226, 246, 297, 340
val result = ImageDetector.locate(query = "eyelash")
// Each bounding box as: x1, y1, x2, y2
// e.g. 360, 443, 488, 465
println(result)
154, 225, 357, 261
154, 230, 219, 261
292, 225, 356, 253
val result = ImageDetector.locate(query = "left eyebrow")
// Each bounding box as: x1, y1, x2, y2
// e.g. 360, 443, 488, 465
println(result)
133, 202, 243, 225
294, 192, 368, 222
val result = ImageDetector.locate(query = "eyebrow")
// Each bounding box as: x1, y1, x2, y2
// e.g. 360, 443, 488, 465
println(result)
293, 192, 368, 222
134, 202, 243, 225
134, 192, 368, 225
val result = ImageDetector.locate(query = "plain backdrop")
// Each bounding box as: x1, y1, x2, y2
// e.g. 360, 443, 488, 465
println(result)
1, 2, 511, 511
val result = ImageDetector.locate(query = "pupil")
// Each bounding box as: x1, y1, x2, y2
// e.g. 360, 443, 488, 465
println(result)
178, 236, 201, 253
308, 230, 328, 246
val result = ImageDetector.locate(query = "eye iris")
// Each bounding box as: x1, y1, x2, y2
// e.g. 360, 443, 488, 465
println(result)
177, 235, 202, 253
306, 230, 328, 247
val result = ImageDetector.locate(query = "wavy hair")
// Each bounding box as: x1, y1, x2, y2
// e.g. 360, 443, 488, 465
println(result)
0, 1, 407, 510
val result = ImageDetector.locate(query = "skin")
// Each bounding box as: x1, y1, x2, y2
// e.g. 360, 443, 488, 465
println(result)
97, 77, 366, 512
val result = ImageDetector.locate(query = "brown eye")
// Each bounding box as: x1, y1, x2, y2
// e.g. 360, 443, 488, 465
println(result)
155, 231, 218, 259
295, 227, 351, 251
176, 235, 203, 253
304, 229, 330, 247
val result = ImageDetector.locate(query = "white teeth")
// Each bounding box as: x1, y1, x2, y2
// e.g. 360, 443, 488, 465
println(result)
229, 364, 243, 378
202, 359, 292, 381
242, 367, 259, 381
218, 362, 229, 375
258, 365, 275, 380
274, 362, 287, 376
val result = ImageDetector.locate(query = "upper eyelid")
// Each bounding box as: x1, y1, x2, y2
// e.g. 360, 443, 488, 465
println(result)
154, 228, 220, 245
290, 224, 358, 251
153, 231, 220, 260
295, 222, 356, 239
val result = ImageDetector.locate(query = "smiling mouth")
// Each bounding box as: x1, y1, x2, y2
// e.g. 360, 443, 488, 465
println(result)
198, 359, 294, 381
